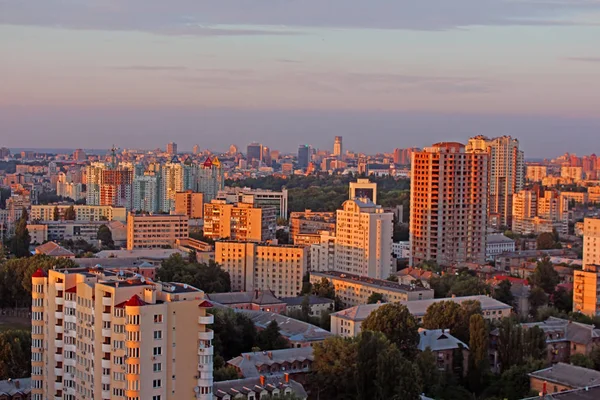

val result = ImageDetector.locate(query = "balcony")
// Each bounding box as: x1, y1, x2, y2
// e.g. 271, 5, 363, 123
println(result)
198, 315, 214, 325
55, 325, 63, 334
198, 329, 214, 341
55, 297, 64, 306
55, 283, 64, 291
54, 311, 64, 319
54, 339, 63, 348
54, 353, 63, 363
102, 328, 111, 338
102, 297, 112, 307
198, 346, 214, 356
101, 359, 111, 369
102, 313, 111, 322
54, 368, 63, 377
102, 344, 111, 353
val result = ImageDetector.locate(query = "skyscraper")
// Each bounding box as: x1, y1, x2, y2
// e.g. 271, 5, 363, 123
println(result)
297, 145, 310, 169
410, 142, 489, 266
196, 156, 224, 203
467, 135, 524, 228
262, 146, 272, 167
167, 142, 178, 155
85, 162, 106, 206
246, 142, 262, 165
333, 136, 343, 158
133, 173, 160, 212
160, 158, 193, 212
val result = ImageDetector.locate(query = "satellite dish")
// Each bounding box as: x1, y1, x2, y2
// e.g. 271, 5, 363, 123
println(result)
194, 387, 200, 393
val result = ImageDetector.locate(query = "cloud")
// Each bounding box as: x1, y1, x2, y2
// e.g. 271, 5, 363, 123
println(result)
1, 0, 600, 33
565, 56, 600, 62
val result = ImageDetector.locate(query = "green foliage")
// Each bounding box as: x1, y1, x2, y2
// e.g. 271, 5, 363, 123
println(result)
52, 206, 60, 221
493, 280, 514, 307
189, 231, 215, 245
367, 292, 384, 304
590, 346, 600, 371
528, 287, 549, 318
0, 255, 76, 308
417, 259, 442, 274
497, 317, 547, 372
531, 258, 560, 294
422, 300, 481, 343
536, 232, 561, 250
571, 354, 594, 369
10, 208, 30, 258
361, 303, 419, 357
275, 229, 290, 244
311, 336, 359, 400
63, 205, 76, 220
256, 321, 290, 351
430, 271, 491, 298
213, 365, 239, 382
97, 224, 115, 249
312, 278, 335, 300
0, 187, 11, 209
157, 254, 231, 293
468, 314, 489, 392
210, 308, 257, 361
552, 287, 573, 313
498, 360, 546, 400
0, 330, 31, 380
415, 349, 442, 398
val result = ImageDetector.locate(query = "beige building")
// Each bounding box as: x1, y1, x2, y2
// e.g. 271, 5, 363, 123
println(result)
126, 213, 189, 250
410, 142, 489, 267
309, 231, 336, 272
215, 241, 307, 298
526, 165, 548, 182
574, 218, 600, 316
289, 210, 335, 244
334, 198, 393, 279
467, 135, 524, 228
561, 166, 584, 182
175, 191, 204, 219
31, 267, 214, 400
349, 178, 378, 204
30, 204, 127, 223
310, 271, 433, 307
204, 200, 276, 242
512, 189, 569, 235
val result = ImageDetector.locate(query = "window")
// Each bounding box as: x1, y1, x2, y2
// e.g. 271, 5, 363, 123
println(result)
153, 363, 162, 372
153, 347, 162, 356
153, 379, 162, 388
154, 330, 162, 340
154, 314, 163, 323
153, 397, 161, 400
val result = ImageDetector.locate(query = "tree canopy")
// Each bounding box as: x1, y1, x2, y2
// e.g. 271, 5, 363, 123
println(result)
97, 224, 115, 249
361, 303, 419, 357
157, 253, 231, 293
531, 258, 560, 294
10, 208, 30, 258
0, 330, 31, 380
422, 300, 481, 343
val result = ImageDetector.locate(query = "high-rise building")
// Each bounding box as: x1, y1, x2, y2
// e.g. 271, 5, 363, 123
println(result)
196, 157, 224, 203
192, 144, 200, 155
167, 142, 178, 155
161, 158, 194, 212
297, 145, 310, 169
216, 187, 288, 220
262, 146, 272, 167
561, 166, 584, 182
333, 136, 343, 158
0, 147, 10, 158
349, 179, 377, 204
574, 218, 600, 316
133, 173, 160, 213
334, 198, 393, 279
203, 200, 276, 242
100, 168, 134, 210
246, 143, 262, 165
127, 213, 189, 250
410, 142, 488, 266
73, 148, 87, 161
85, 162, 106, 206
229, 144, 238, 155
512, 189, 568, 235
526, 165, 548, 182
468, 135, 524, 228
175, 190, 204, 219
31, 267, 215, 400
215, 241, 307, 297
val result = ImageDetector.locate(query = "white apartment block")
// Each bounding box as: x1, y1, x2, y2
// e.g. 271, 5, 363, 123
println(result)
31, 267, 215, 400
512, 189, 569, 235
215, 241, 308, 298
309, 232, 336, 272
133, 174, 160, 213
217, 187, 288, 219
392, 241, 411, 259
334, 198, 393, 280
30, 205, 128, 223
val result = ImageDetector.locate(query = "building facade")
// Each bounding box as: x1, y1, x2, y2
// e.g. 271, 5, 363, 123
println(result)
126, 213, 189, 250
289, 211, 336, 244
204, 200, 276, 242
410, 142, 489, 266
30, 205, 127, 223
31, 267, 214, 400
175, 191, 204, 219
574, 218, 600, 316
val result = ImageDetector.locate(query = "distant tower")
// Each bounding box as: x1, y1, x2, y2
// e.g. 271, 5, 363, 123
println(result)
247, 143, 262, 165
334, 136, 343, 158
229, 144, 239, 155
167, 142, 178, 155
192, 144, 200, 155
298, 145, 310, 169
73, 149, 87, 161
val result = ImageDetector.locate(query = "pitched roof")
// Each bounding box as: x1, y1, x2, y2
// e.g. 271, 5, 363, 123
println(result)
228, 347, 314, 378
35, 241, 75, 258
213, 377, 307, 400
0, 378, 32, 395
125, 295, 146, 307
522, 385, 600, 400
529, 363, 600, 389
31, 268, 48, 278
198, 300, 214, 308
418, 329, 469, 352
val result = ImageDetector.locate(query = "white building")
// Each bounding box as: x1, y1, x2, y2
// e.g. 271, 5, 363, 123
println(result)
217, 187, 288, 219
486, 234, 516, 261
30, 205, 127, 223
334, 198, 393, 280
309, 231, 336, 272
132, 174, 160, 213
392, 241, 411, 258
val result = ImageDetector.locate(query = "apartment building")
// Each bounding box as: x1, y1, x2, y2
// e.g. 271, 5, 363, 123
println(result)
28, 221, 105, 244
126, 213, 189, 250
574, 218, 600, 316
310, 271, 434, 307
561, 166, 584, 182
349, 179, 378, 204
289, 211, 335, 244
334, 198, 393, 280
526, 165, 548, 182
31, 267, 214, 400
512, 189, 569, 235
215, 241, 307, 298
132, 174, 160, 213
30, 205, 127, 223
410, 142, 489, 266
203, 200, 276, 242
309, 232, 336, 272
175, 191, 204, 219
217, 187, 288, 219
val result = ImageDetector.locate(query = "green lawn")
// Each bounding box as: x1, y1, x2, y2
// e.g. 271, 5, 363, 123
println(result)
0, 316, 31, 332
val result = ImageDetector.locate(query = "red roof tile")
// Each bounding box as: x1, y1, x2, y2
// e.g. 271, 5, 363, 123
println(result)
125, 295, 146, 307
31, 268, 48, 278
198, 300, 214, 308
65, 286, 77, 293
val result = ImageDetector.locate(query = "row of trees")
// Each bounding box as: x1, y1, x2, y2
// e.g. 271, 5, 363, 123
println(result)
0, 330, 31, 380
157, 254, 231, 294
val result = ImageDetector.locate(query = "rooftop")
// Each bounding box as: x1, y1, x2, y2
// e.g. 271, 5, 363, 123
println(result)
0, 378, 31, 396
281, 295, 334, 307
35, 241, 75, 258
522, 385, 600, 400
94, 249, 187, 259
228, 347, 314, 378
487, 234, 516, 244
529, 363, 600, 389
74, 258, 156, 269
312, 271, 433, 293
207, 291, 284, 306
213, 377, 307, 400
418, 329, 469, 352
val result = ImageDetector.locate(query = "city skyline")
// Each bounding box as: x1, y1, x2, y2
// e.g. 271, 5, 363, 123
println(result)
2, 1, 600, 156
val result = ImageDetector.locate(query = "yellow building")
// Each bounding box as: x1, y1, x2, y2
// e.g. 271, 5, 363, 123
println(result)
31, 267, 214, 400
310, 271, 434, 307
526, 165, 548, 182
30, 204, 127, 222
203, 200, 276, 242
126, 213, 189, 250
574, 218, 600, 316
215, 241, 307, 297
175, 190, 204, 219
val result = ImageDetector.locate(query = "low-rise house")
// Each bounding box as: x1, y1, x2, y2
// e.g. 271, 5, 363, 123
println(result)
520, 385, 600, 399
395, 267, 438, 288
213, 376, 307, 400
0, 378, 31, 400
418, 329, 469, 375
281, 295, 334, 317
529, 363, 600, 395
207, 291, 287, 313
486, 234, 516, 261
34, 241, 75, 258
228, 347, 313, 383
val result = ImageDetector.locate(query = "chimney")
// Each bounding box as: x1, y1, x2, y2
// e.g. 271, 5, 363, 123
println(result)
14, 380, 20, 389
260, 375, 266, 386
268, 351, 273, 360
284, 373, 289, 383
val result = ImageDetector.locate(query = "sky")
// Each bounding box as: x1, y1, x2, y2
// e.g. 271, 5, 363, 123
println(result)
1, 0, 600, 157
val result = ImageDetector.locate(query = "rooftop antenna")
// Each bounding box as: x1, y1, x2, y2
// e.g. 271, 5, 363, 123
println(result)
110, 145, 119, 169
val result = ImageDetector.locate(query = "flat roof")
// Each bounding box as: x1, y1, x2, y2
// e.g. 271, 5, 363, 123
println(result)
311, 271, 433, 294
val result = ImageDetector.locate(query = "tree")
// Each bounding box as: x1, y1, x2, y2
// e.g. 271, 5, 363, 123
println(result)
552, 287, 573, 313
415, 349, 442, 397
361, 303, 419, 357
312, 278, 335, 300
494, 280, 514, 306
536, 232, 556, 250
499, 361, 545, 400
367, 292, 384, 304
374, 344, 422, 400
468, 314, 489, 392
211, 308, 257, 361
301, 294, 311, 321
311, 336, 358, 400
157, 254, 231, 293
213, 365, 239, 382
531, 258, 560, 294
422, 300, 481, 343
529, 287, 549, 318
52, 206, 60, 221
63, 205, 76, 220
10, 208, 30, 258
356, 331, 390, 400
430, 272, 491, 298
570, 354, 594, 369
497, 317, 547, 372
97, 224, 114, 249
589, 346, 600, 371
0, 330, 31, 380
418, 259, 442, 274
256, 321, 290, 351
